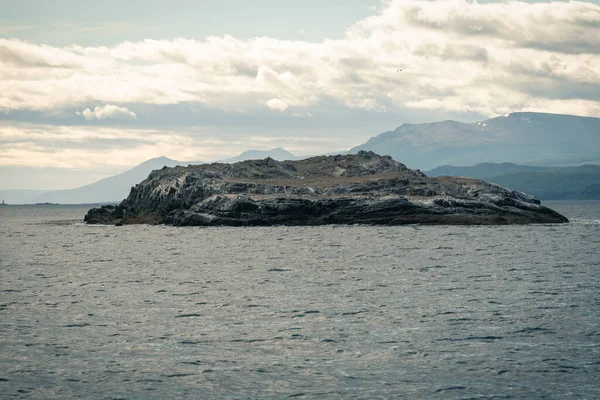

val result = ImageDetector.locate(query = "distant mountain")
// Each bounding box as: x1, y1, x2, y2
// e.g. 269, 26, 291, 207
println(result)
0, 190, 49, 205
219, 148, 297, 163
28, 157, 193, 204
6, 151, 300, 204
426, 162, 545, 180
425, 163, 600, 200
350, 112, 600, 170
23, 151, 299, 204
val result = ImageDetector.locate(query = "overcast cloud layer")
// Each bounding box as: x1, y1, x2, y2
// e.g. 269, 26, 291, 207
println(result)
1, 0, 599, 186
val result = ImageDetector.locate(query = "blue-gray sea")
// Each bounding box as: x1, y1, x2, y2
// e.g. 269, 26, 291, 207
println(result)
1, 201, 599, 399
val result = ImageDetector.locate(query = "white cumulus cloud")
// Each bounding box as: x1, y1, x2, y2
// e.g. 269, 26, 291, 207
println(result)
266, 98, 288, 112
78, 105, 137, 120
0, 0, 598, 118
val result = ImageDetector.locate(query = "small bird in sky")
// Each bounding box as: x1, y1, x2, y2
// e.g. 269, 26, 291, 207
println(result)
397, 69, 403, 72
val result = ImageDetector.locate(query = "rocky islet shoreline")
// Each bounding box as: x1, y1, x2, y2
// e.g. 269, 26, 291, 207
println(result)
84, 151, 568, 226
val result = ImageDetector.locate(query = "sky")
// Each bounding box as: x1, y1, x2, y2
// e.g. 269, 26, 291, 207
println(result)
1, 0, 599, 189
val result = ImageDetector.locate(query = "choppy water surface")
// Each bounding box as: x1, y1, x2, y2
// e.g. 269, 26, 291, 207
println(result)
1, 202, 599, 399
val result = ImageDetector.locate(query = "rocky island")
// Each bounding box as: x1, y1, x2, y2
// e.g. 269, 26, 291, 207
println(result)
84, 151, 568, 226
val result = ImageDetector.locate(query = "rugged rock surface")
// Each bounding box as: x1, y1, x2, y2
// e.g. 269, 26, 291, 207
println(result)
84, 151, 568, 226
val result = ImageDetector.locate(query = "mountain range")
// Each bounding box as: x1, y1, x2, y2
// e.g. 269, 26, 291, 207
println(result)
8, 157, 191, 205
350, 112, 600, 170
219, 148, 298, 163
425, 163, 600, 200
0, 149, 295, 204
2, 112, 599, 204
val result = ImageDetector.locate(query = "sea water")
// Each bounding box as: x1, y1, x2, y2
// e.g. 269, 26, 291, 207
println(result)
1, 202, 599, 399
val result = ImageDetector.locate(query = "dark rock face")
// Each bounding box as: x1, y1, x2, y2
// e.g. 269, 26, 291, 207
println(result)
84, 205, 125, 225
84, 151, 568, 226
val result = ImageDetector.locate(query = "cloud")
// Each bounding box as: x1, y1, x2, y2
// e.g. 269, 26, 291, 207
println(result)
78, 104, 137, 120
0, 123, 356, 169
356, 0, 600, 52
0, 123, 205, 169
0, 0, 598, 119
267, 98, 288, 112
345, 97, 387, 112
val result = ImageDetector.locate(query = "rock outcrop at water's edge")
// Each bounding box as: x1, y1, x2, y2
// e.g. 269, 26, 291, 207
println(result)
84, 151, 568, 226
